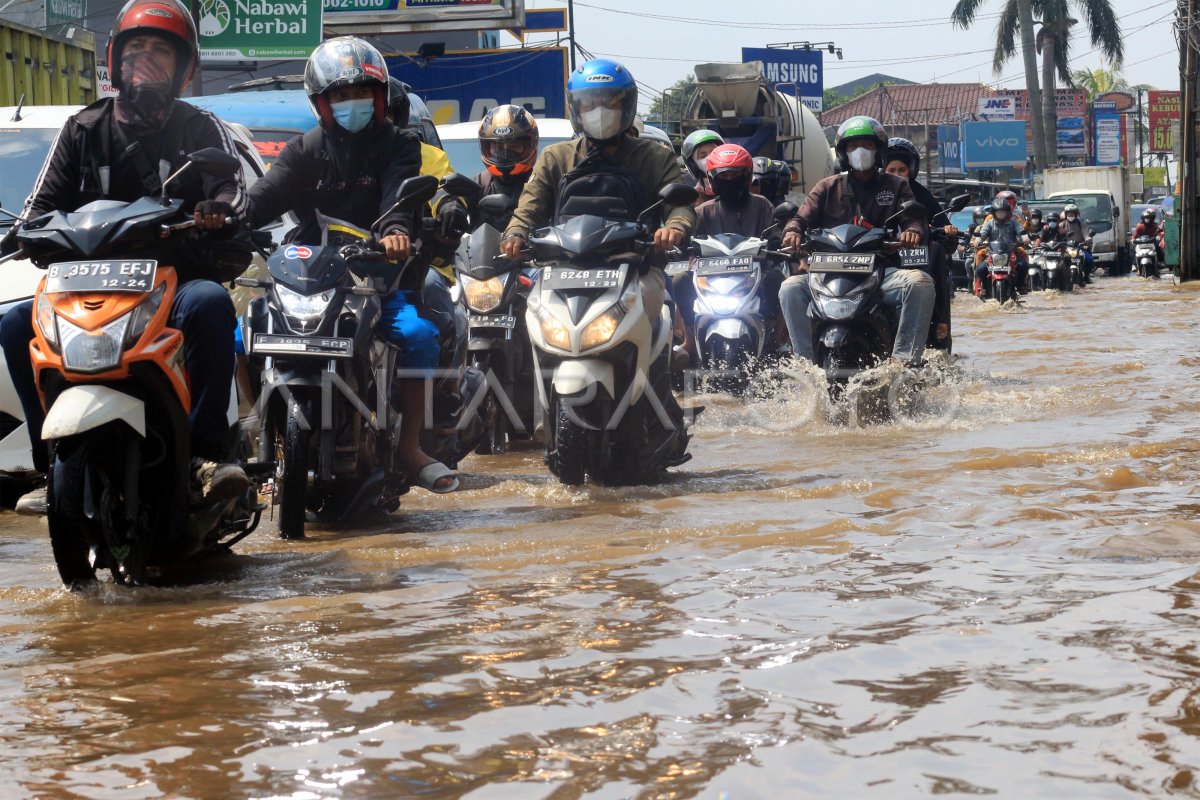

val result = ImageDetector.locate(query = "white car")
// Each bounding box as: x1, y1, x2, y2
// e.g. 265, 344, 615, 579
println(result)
435, 117, 675, 179
0, 105, 271, 479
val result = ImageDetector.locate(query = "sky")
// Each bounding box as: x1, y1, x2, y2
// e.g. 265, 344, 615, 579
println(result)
516, 0, 1180, 113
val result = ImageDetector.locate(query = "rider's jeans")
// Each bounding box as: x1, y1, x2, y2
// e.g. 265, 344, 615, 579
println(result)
0, 279, 237, 470
780, 267, 935, 365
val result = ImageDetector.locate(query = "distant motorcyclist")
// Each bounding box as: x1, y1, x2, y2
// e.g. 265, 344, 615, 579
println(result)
681, 129, 725, 206
779, 116, 931, 366
1026, 208, 1043, 240
499, 58, 696, 325
883, 137, 952, 344
1060, 202, 1093, 282
245, 37, 457, 493
752, 156, 791, 206
1134, 208, 1164, 262
0, 0, 251, 515
673, 144, 783, 363
973, 198, 1028, 298
472, 103, 539, 231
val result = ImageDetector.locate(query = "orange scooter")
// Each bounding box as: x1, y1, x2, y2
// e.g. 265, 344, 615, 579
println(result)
11, 149, 264, 587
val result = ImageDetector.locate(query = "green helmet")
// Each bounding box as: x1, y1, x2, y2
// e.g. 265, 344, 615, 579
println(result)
834, 116, 888, 171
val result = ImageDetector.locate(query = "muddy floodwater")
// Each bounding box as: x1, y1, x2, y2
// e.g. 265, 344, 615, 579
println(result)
2, 275, 1200, 798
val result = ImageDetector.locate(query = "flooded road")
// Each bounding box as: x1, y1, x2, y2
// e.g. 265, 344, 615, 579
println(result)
2, 274, 1200, 797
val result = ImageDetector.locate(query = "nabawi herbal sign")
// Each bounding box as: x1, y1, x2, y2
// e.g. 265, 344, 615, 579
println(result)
198, 0, 323, 61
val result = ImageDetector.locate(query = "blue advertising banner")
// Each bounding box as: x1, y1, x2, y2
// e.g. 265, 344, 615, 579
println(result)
1095, 113, 1122, 166
386, 47, 567, 124
741, 47, 823, 111
962, 121, 1028, 168
937, 124, 962, 171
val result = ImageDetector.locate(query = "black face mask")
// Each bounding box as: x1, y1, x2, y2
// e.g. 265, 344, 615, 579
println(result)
712, 177, 750, 207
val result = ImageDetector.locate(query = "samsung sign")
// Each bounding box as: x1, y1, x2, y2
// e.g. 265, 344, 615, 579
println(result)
962, 121, 1028, 168
741, 47, 823, 112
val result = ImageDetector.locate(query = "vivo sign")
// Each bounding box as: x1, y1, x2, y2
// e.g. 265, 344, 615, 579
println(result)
963, 121, 1028, 168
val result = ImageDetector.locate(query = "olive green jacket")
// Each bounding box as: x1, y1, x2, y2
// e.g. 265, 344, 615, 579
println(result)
504, 134, 695, 241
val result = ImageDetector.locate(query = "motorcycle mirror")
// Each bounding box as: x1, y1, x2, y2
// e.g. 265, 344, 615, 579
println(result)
441, 172, 483, 201
393, 175, 440, 209
772, 202, 798, 222
659, 183, 699, 206
948, 194, 971, 212
478, 194, 516, 218
186, 148, 242, 178
885, 199, 927, 226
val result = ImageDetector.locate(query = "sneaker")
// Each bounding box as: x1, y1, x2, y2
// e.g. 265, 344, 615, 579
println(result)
15, 485, 47, 516
190, 458, 251, 504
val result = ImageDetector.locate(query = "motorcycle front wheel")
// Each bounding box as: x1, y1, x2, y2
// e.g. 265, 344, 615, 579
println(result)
276, 396, 312, 540
549, 395, 588, 486
47, 439, 98, 588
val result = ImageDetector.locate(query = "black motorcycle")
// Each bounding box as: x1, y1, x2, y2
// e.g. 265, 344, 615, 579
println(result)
238, 175, 439, 539
455, 193, 537, 454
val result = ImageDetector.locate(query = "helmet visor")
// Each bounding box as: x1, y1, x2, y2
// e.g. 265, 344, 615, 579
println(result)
483, 137, 535, 166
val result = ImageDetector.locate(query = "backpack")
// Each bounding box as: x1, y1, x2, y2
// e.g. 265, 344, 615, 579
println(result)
554, 149, 647, 224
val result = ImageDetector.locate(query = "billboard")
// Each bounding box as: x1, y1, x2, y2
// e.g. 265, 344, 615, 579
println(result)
198, 0, 323, 60
1095, 113, 1121, 166
386, 47, 566, 124
1148, 90, 1181, 154
1056, 116, 1086, 156
937, 124, 963, 171
741, 47, 823, 112
962, 121, 1028, 168
977, 96, 1016, 119
325, 0, 524, 34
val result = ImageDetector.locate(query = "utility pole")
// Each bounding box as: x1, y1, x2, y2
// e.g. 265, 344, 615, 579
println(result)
1137, 87, 1145, 181
567, 0, 577, 71
1180, 0, 1198, 280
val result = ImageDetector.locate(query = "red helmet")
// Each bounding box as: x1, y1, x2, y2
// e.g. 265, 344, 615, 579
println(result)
705, 144, 754, 178
106, 0, 198, 94
994, 190, 1018, 211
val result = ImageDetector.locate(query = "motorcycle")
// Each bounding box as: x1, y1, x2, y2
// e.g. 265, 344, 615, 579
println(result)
454, 193, 537, 454
1038, 241, 1070, 292
8, 148, 265, 587
1133, 234, 1160, 279
804, 199, 930, 390
1026, 246, 1047, 292
983, 241, 1020, 304
237, 175, 440, 540
525, 183, 698, 486
673, 203, 797, 392
1065, 240, 1091, 287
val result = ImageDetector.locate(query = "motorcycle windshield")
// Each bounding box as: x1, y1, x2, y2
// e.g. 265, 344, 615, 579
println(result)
457, 224, 505, 280
19, 197, 184, 259
268, 244, 348, 294
532, 215, 640, 257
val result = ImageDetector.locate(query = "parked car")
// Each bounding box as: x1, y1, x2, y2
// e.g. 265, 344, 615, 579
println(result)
0, 104, 271, 487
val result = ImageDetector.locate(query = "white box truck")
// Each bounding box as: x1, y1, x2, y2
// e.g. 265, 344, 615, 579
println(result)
1037, 165, 1131, 273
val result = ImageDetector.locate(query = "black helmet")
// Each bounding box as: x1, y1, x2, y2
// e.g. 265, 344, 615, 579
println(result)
884, 137, 920, 177
1046, 212, 1061, 224
990, 199, 1010, 215
387, 77, 411, 126
304, 36, 390, 132
972, 208, 985, 222
1030, 208, 1043, 220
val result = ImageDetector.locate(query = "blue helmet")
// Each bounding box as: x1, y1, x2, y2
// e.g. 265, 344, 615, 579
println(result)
566, 58, 638, 142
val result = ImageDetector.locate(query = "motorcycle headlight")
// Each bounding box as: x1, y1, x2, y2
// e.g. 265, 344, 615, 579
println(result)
991, 253, 1008, 267
706, 294, 742, 316
818, 295, 861, 320
276, 284, 336, 321
581, 305, 627, 350
537, 306, 571, 351
124, 283, 167, 347
695, 274, 753, 298
461, 273, 507, 313
35, 293, 58, 349
59, 314, 129, 374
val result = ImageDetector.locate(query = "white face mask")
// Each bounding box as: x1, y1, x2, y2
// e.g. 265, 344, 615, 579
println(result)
580, 106, 624, 140
847, 147, 875, 171
693, 153, 709, 172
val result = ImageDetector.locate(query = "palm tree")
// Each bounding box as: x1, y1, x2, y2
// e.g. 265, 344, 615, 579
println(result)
952, 0, 1048, 170
1071, 66, 1145, 100
952, 0, 1124, 168
1036, 0, 1123, 164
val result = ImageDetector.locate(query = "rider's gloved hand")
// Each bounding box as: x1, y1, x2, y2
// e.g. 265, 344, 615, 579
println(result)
436, 201, 469, 240
194, 200, 234, 231
0, 225, 17, 256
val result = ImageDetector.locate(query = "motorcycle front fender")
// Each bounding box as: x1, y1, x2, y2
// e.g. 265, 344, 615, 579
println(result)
42, 385, 146, 440
703, 317, 753, 343
552, 359, 615, 399
822, 324, 851, 349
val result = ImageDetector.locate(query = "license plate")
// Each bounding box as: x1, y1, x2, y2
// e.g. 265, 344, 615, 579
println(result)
665, 260, 690, 276
693, 255, 754, 276
469, 314, 516, 330
898, 247, 929, 267
45, 260, 157, 294
542, 265, 626, 291
251, 334, 353, 358
808, 253, 874, 273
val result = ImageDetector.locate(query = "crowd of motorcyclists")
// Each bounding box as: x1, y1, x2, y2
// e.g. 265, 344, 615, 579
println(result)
0, 0, 1167, 582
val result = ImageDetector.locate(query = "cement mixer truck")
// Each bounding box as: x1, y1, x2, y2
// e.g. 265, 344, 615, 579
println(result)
680, 61, 836, 198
